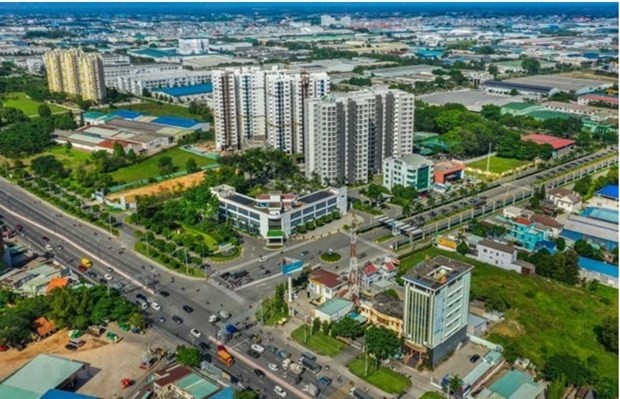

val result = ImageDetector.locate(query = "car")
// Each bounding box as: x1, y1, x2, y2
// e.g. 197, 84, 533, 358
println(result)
198, 342, 210, 351
253, 368, 265, 378
172, 315, 183, 324
300, 251, 309, 257
470, 354, 480, 363
183, 305, 194, 313
276, 350, 290, 359
319, 376, 333, 386
45, 243, 54, 252
106, 267, 113, 273
190, 328, 202, 338
57, 245, 63, 251
246, 349, 260, 359
157, 316, 166, 323
266, 344, 278, 353
251, 344, 265, 353
273, 386, 287, 398
151, 302, 161, 311
264, 269, 271, 275
64, 343, 78, 351
0, 345, 9, 352
220, 272, 231, 280
202, 353, 212, 362
136, 293, 147, 301
208, 314, 219, 323
14, 224, 23, 232
159, 290, 170, 297
42, 236, 49, 241
103, 273, 113, 281
86, 271, 97, 278
268, 363, 279, 372
98, 278, 108, 285
358, 252, 367, 259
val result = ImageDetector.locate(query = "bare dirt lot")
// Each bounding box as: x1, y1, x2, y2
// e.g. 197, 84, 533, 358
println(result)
0, 327, 175, 398
559, 71, 618, 82
107, 170, 206, 203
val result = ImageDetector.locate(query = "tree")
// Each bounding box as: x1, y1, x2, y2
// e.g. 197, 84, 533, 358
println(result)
542, 354, 593, 387
332, 316, 364, 338
547, 375, 568, 399
0, 310, 32, 346
480, 104, 502, 121
449, 375, 464, 398
126, 148, 137, 163
456, 241, 469, 256
234, 390, 259, 399
128, 312, 145, 329
157, 156, 175, 175
488, 64, 499, 79
365, 183, 389, 207
176, 345, 201, 367
312, 317, 321, 335
365, 326, 400, 372
322, 320, 331, 335
572, 175, 592, 196
186, 157, 198, 173
521, 58, 541, 74
31, 155, 67, 178
38, 104, 52, 118
113, 142, 125, 158
594, 316, 618, 353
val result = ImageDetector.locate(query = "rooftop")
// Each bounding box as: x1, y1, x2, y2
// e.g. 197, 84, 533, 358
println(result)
482, 79, 554, 94
501, 102, 536, 111
156, 83, 213, 97
478, 239, 516, 254
370, 291, 403, 319
505, 74, 612, 93
110, 109, 143, 120
521, 134, 576, 150
152, 115, 202, 129
34, 316, 56, 337
40, 390, 98, 399
0, 354, 85, 398
175, 372, 219, 399
562, 215, 618, 244
316, 297, 354, 316
310, 268, 344, 289
596, 184, 618, 201
487, 370, 541, 399
403, 255, 473, 290
578, 256, 619, 278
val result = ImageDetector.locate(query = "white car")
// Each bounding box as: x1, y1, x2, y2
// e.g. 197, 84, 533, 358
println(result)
268, 363, 279, 372
104, 273, 113, 281
274, 385, 287, 398
151, 302, 161, 311
45, 243, 54, 252
251, 344, 265, 354
190, 328, 202, 338
208, 314, 219, 323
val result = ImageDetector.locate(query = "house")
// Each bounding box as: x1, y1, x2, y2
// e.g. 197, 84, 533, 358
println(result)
529, 214, 562, 237
359, 291, 404, 337
360, 257, 398, 289
502, 216, 553, 252
361, 263, 380, 289
33, 316, 57, 340
476, 239, 520, 272
314, 297, 354, 322
521, 133, 576, 158
546, 188, 582, 213
477, 370, 546, 399
307, 269, 345, 303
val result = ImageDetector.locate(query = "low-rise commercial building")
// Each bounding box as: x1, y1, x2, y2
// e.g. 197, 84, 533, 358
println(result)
561, 214, 618, 250
103, 63, 182, 88
477, 370, 546, 399
382, 154, 434, 192
521, 133, 576, 158
434, 160, 466, 185
210, 184, 347, 240
481, 80, 558, 97
153, 83, 213, 103
308, 268, 346, 304
359, 291, 404, 337
314, 297, 354, 322
578, 94, 619, 107
118, 70, 211, 96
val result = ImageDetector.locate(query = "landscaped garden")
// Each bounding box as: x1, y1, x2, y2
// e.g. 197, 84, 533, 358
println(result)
291, 325, 347, 357
347, 357, 411, 395
1, 92, 66, 116
320, 252, 342, 262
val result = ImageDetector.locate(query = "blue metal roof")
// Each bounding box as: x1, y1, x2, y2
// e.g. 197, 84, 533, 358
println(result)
152, 116, 200, 129
40, 390, 98, 399
158, 83, 213, 97
579, 256, 619, 278
209, 387, 235, 399
596, 184, 618, 200
110, 109, 142, 120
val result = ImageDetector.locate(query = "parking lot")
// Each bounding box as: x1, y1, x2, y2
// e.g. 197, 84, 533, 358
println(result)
431, 342, 490, 381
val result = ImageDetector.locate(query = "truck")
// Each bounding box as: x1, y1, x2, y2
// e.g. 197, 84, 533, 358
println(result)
301, 357, 321, 374
219, 310, 231, 320
350, 388, 374, 399
302, 383, 319, 398
78, 258, 93, 272
217, 349, 234, 366
282, 358, 292, 370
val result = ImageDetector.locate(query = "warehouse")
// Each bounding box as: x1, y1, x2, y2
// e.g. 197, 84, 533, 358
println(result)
502, 74, 614, 94
480, 80, 558, 97
521, 133, 576, 157
153, 83, 213, 103
419, 89, 531, 112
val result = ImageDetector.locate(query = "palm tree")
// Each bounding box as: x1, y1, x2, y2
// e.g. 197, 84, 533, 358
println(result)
449, 375, 464, 399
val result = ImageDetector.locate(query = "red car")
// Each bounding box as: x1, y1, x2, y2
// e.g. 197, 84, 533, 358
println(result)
0, 345, 9, 352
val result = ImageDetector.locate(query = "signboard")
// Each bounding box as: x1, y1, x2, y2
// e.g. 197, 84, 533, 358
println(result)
282, 259, 303, 276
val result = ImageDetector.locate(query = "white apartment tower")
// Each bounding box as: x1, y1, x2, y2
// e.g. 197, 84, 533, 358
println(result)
212, 66, 329, 153
304, 88, 415, 185
212, 69, 239, 151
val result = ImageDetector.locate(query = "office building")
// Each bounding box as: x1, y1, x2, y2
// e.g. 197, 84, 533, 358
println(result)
103, 63, 183, 88
43, 49, 106, 101
304, 89, 415, 185
382, 154, 433, 192
212, 66, 329, 152
210, 184, 347, 242
117, 70, 211, 96
178, 37, 209, 55
100, 53, 130, 66
402, 256, 472, 367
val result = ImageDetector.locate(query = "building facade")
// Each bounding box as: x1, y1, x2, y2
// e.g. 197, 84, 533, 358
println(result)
212, 66, 329, 152
402, 256, 472, 367
382, 154, 433, 192
103, 63, 183, 88
178, 37, 209, 55
210, 184, 347, 240
117, 70, 211, 96
475, 239, 521, 273
43, 49, 106, 101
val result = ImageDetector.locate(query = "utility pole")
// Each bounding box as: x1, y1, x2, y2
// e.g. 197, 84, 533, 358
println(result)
184, 249, 189, 275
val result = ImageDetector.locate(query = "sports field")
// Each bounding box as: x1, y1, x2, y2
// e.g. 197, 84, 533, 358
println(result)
467, 155, 529, 174
1, 92, 66, 116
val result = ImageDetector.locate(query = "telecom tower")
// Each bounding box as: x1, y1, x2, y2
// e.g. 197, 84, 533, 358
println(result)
347, 214, 361, 300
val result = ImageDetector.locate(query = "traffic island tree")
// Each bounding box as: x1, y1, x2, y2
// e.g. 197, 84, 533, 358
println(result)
176, 345, 201, 367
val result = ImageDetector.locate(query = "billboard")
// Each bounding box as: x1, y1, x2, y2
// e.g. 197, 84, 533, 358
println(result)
282, 258, 303, 275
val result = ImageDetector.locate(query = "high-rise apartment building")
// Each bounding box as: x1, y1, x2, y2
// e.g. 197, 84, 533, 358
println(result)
304, 88, 415, 185
402, 256, 472, 367
43, 49, 106, 102
212, 66, 329, 153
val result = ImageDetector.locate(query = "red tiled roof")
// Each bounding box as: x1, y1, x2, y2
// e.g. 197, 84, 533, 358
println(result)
46, 276, 69, 294
530, 214, 562, 228
383, 262, 394, 271
363, 263, 377, 276
33, 317, 56, 337
581, 94, 619, 104
310, 269, 343, 289
256, 194, 270, 200
515, 217, 532, 226
97, 138, 132, 150
521, 134, 576, 150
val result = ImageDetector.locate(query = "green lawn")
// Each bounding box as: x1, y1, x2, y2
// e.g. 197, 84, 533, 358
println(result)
15, 146, 93, 171
180, 224, 219, 251
110, 147, 217, 183
420, 393, 446, 399
103, 101, 201, 120
347, 357, 411, 394
467, 156, 529, 174
291, 326, 346, 357
320, 252, 342, 262
1, 92, 66, 116
398, 247, 619, 385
